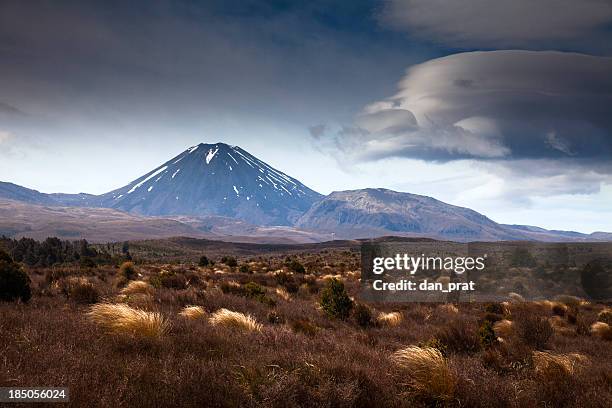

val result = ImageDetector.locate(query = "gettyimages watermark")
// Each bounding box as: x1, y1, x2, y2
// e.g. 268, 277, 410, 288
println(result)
360, 240, 612, 303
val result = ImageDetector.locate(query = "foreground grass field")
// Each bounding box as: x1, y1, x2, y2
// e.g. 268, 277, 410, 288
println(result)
1, 248, 611, 407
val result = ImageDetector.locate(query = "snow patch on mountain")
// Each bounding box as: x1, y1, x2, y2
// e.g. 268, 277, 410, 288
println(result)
127, 166, 168, 194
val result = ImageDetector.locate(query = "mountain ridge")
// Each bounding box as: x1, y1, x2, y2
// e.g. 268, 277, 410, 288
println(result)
1, 143, 610, 243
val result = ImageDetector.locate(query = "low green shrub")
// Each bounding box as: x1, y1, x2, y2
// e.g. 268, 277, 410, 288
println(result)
0, 250, 31, 302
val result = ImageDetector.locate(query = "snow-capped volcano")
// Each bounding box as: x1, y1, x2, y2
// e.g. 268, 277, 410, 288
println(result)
97, 143, 322, 225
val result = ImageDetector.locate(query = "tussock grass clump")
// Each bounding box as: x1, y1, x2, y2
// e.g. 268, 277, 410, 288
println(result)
208, 308, 262, 332
597, 308, 612, 325
533, 351, 588, 376
555, 295, 582, 308
120, 280, 154, 296
377, 311, 403, 327
275, 287, 291, 301
391, 346, 455, 402
591, 322, 612, 341
179, 305, 207, 320
508, 292, 525, 302
438, 303, 459, 314
493, 319, 514, 340
70, 280, 99, 304
87, 303, 169, 339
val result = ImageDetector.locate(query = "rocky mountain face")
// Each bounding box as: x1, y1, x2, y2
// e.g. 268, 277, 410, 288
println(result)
296, 188, 544, 241
95, 143, 322, 226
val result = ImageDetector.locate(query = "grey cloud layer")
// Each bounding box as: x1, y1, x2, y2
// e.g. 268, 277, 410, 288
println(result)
310, 50, 612, 198
330, 51, 612, 165
380, 0, 612, 49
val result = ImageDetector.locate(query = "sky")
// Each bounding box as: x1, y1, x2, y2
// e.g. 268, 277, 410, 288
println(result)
1, 0, 611, 233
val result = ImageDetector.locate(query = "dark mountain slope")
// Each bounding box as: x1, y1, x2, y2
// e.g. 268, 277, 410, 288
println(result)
96, 143, 322, 226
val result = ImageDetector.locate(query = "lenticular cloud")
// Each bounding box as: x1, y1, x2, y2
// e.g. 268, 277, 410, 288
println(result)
339, 50, 612, 166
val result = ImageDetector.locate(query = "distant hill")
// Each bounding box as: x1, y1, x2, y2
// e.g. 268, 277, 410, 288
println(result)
0, 182, 56, 205
295, 188, 604, 242
0, 199, 326, 244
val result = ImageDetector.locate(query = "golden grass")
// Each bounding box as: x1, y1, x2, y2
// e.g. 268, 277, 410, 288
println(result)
179, 306, 207, 320
320, 274, 342, 282
437, 303, 459, 314
87, 303, 169, 339
533, 351, 589, 376
508, 292, 525, 302
391, 346, 455, 401
208, 308, 262, 332
377, 311, 403, 327
275, 287, 291, 301
549, 316, 574, 336
555, 295, 582, 308
591, 322, 612, 341
493, 319, 513, 340
120, 280, 154, 296
597, 308, 612, 324
535, 300, 567, 314
345, 270, 360, 280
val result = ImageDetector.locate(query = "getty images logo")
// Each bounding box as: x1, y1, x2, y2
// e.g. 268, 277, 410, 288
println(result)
372, 254, 487, 275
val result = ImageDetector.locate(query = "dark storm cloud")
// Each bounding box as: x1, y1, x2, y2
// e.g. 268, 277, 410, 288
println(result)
0, 0, 432, 128
310, 50, 612, 197
379, 0, 612, 51
326, 51, 612, 165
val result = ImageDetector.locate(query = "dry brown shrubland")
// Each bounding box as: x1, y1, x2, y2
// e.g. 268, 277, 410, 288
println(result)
2, 245, 612, 407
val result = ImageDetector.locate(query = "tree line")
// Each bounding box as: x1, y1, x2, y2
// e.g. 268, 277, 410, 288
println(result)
0, 236, 115, 267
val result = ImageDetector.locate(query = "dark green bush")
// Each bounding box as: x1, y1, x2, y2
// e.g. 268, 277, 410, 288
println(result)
198, 255, 210, 267
156, 270, 188, 290
510, 247, 537, 267
0, 250, 31, 302
286, 259, 306, 274
353, 303, 372, 327
239, 264, 251, 274
119, 261, 137, 280
243, 282, 265, 298
243, 282, 275, 306
485, 303, 505, 315
221, 256, 238, 268
478, 320, 497, 348
320, 278, 353, 320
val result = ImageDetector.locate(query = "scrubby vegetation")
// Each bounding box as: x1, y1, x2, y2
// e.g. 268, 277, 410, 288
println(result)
0, 250, 31, 302
0, 240, 611, 407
